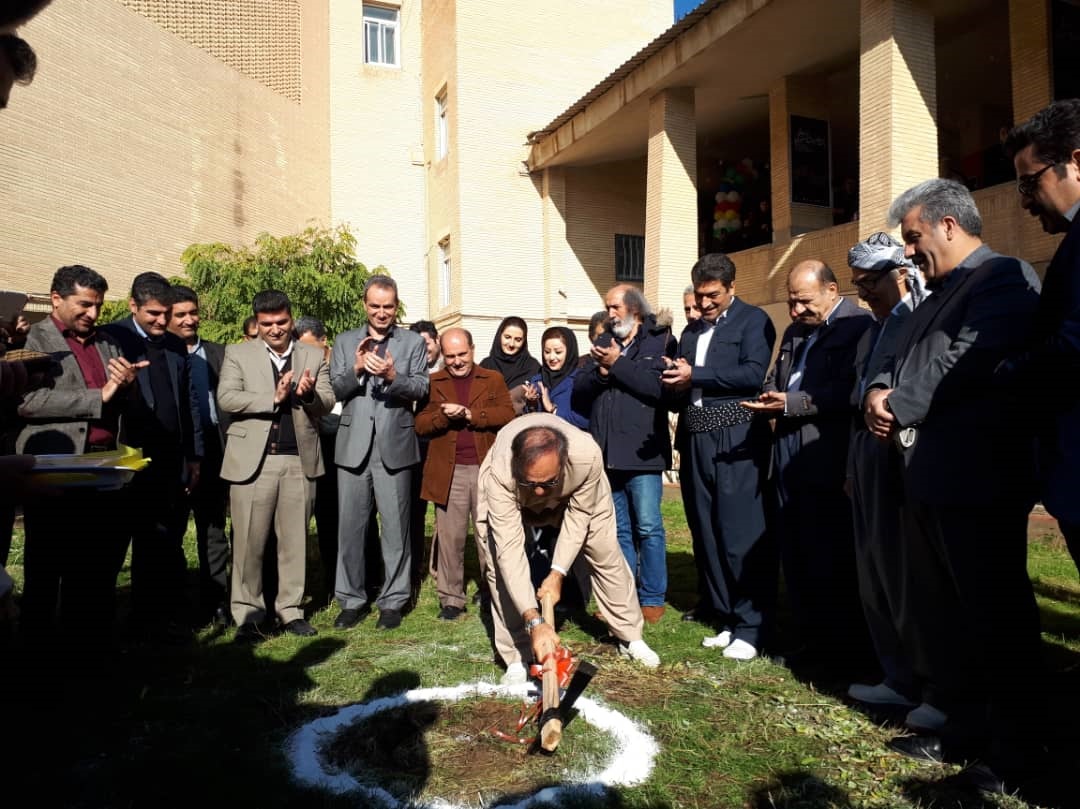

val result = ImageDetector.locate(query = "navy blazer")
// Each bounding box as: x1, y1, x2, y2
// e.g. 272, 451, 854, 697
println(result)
998, 217, 1080, 521
873, 246, 1041, 507
676, 297, 775, 408
102, 316, 203, 470
766, 296, 872, 488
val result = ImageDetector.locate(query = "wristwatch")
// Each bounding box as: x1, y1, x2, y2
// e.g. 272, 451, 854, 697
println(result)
524, 616, 545, 634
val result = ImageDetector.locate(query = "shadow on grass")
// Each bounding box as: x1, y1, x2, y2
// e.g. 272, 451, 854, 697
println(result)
746, 770, 855, 809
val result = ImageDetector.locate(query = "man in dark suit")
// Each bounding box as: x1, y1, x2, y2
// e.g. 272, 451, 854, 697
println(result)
744, 260, 872, 673
330, 276, 429, 631
661, 254, 776, 661
864, 178, 1043, 790
16, 265, 143, 647
103, 273, 203, 640
1002, 99, 1080, 571
167, 285, 229, 626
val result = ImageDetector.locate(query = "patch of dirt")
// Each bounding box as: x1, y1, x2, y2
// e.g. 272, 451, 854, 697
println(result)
322, 697, 615, 806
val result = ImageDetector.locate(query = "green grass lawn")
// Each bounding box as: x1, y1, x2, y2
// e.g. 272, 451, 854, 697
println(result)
1, 492, 1076, 808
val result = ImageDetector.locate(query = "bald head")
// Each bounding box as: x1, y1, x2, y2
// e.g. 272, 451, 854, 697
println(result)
787, 260, 839, 327
440, 327, 475, 378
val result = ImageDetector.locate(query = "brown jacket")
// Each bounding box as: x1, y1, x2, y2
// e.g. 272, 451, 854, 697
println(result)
415, 366, 514, 505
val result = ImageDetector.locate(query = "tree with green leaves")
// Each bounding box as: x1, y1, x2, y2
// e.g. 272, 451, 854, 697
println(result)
176, 223, 385, 343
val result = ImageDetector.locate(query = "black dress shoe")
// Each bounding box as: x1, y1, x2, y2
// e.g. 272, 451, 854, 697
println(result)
283, 619, 318, 637
438, 605, 464, 621
333, 606, 370, 629
234, 622, 263, 643
888, 733, 945, 763
937, 763, 1006, 794
376, 608, 402, 630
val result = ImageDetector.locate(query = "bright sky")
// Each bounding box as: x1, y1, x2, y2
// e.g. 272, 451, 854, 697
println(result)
674, 0, 705, 20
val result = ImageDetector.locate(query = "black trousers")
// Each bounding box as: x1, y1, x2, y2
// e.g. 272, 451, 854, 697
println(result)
174, 431, 229, 619
1059, 518, 1080, 574
681, 421, 775, 647
900, 499, 1043, 768
21, 488, 129, 645
775, 431, 871, 669
124, 455, 188, 627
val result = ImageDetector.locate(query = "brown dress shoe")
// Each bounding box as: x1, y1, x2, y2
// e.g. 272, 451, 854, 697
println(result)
641, 605, 665, 624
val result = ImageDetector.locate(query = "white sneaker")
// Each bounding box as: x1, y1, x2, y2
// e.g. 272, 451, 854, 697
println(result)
905, 702, 947, 733
702, 630, 732, 649
847, 682, 917, 707
500, 662, 528, 685
722, 638, 757, 661
619, 639, 660, 668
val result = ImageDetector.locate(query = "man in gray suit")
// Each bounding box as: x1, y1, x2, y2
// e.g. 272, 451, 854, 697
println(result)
217, 290, 334, 640
331, 276, 429, 631
864, 179, 1043, 791
16, 265, 144, 646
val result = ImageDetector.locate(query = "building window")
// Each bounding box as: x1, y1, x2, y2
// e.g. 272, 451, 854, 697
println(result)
363, 5, 399, 67
614, 234, 644, 282
435, 90, 448, 160
439, 238, 451, 308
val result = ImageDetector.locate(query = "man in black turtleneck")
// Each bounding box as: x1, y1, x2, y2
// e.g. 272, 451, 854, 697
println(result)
104, 272, 202, 641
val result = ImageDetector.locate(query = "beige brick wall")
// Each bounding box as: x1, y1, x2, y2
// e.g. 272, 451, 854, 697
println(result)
117, 0, 303, 102
329, 0, 428, 319
0, 0, 330, 298
450, 0, 672, 355
644, 88, 698, 321
1009, 0, 1052, 123
858, 0, 938, 238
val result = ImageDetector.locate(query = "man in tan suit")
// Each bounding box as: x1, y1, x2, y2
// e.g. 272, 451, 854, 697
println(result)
217, 290, 334, 640
478, 413, 660, 683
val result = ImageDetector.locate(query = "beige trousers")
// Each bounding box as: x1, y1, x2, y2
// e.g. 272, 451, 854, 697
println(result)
434, 464, 487, 609
482, 508, 644, 667
230, 454, 314, 626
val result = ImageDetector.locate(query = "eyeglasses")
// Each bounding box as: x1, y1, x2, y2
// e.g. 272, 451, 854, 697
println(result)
851, 273, 889, 292
516, 476, 561, 490
1017, 163, 1057, 198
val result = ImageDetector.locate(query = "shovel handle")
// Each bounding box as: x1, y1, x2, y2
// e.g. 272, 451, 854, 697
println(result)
539, 591, 562, 751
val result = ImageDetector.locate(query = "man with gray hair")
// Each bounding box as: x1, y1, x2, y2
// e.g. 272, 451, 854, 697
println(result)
575, 284, 677, 623
863, 178, 1043, 791
331, 275, 429, 631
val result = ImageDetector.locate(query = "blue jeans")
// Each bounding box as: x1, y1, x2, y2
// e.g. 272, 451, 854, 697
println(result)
609, 471, 667, 606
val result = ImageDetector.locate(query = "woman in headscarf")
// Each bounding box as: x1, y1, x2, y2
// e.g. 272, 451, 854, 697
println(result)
479, 316, 540, 415
522, 326, 590, 429
843, 231, 937, 733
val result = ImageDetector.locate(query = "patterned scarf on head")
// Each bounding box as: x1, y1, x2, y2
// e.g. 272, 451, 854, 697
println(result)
847, 231, 928, 307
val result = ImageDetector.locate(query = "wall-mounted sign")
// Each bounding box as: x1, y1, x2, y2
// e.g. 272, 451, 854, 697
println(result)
789, 115, 831, 208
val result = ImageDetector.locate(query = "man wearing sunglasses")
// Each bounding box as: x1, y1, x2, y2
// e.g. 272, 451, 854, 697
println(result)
1002, 99, 1080, 573
477, 413, 660, 685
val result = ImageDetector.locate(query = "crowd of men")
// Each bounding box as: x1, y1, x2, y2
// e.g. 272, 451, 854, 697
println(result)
3, 7, 1080, 792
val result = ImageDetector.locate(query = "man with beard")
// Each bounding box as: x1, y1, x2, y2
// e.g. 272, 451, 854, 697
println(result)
1001, 100, 1080, 572
864, 178, 1043, 793
415, 328, 514, 620
575, 284, 676, 623
743, 260, 872, 675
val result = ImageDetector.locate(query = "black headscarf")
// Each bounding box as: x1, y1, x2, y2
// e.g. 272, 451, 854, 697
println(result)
479, 316, 540, 389
539, 326, 579, 393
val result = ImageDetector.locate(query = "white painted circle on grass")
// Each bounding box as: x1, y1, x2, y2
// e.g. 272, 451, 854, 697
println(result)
287, 680, 659, 809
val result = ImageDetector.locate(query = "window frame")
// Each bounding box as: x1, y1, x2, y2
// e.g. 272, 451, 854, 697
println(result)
362, 4, 400, 68
438, 237, 452, 309
435, 89, 449, 161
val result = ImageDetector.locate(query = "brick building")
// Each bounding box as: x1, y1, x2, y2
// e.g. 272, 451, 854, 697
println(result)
0, 0, 1073, 346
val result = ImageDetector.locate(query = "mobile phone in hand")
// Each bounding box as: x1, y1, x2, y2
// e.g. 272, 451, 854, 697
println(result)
593, 331, 614, 349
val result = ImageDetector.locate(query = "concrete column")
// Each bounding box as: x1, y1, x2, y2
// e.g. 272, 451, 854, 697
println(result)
1009, 0, 1052, 123
858, 0, 937, 237
541, 166, 569, 323
644, 88, 697, 316
768, 74, 833, 242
